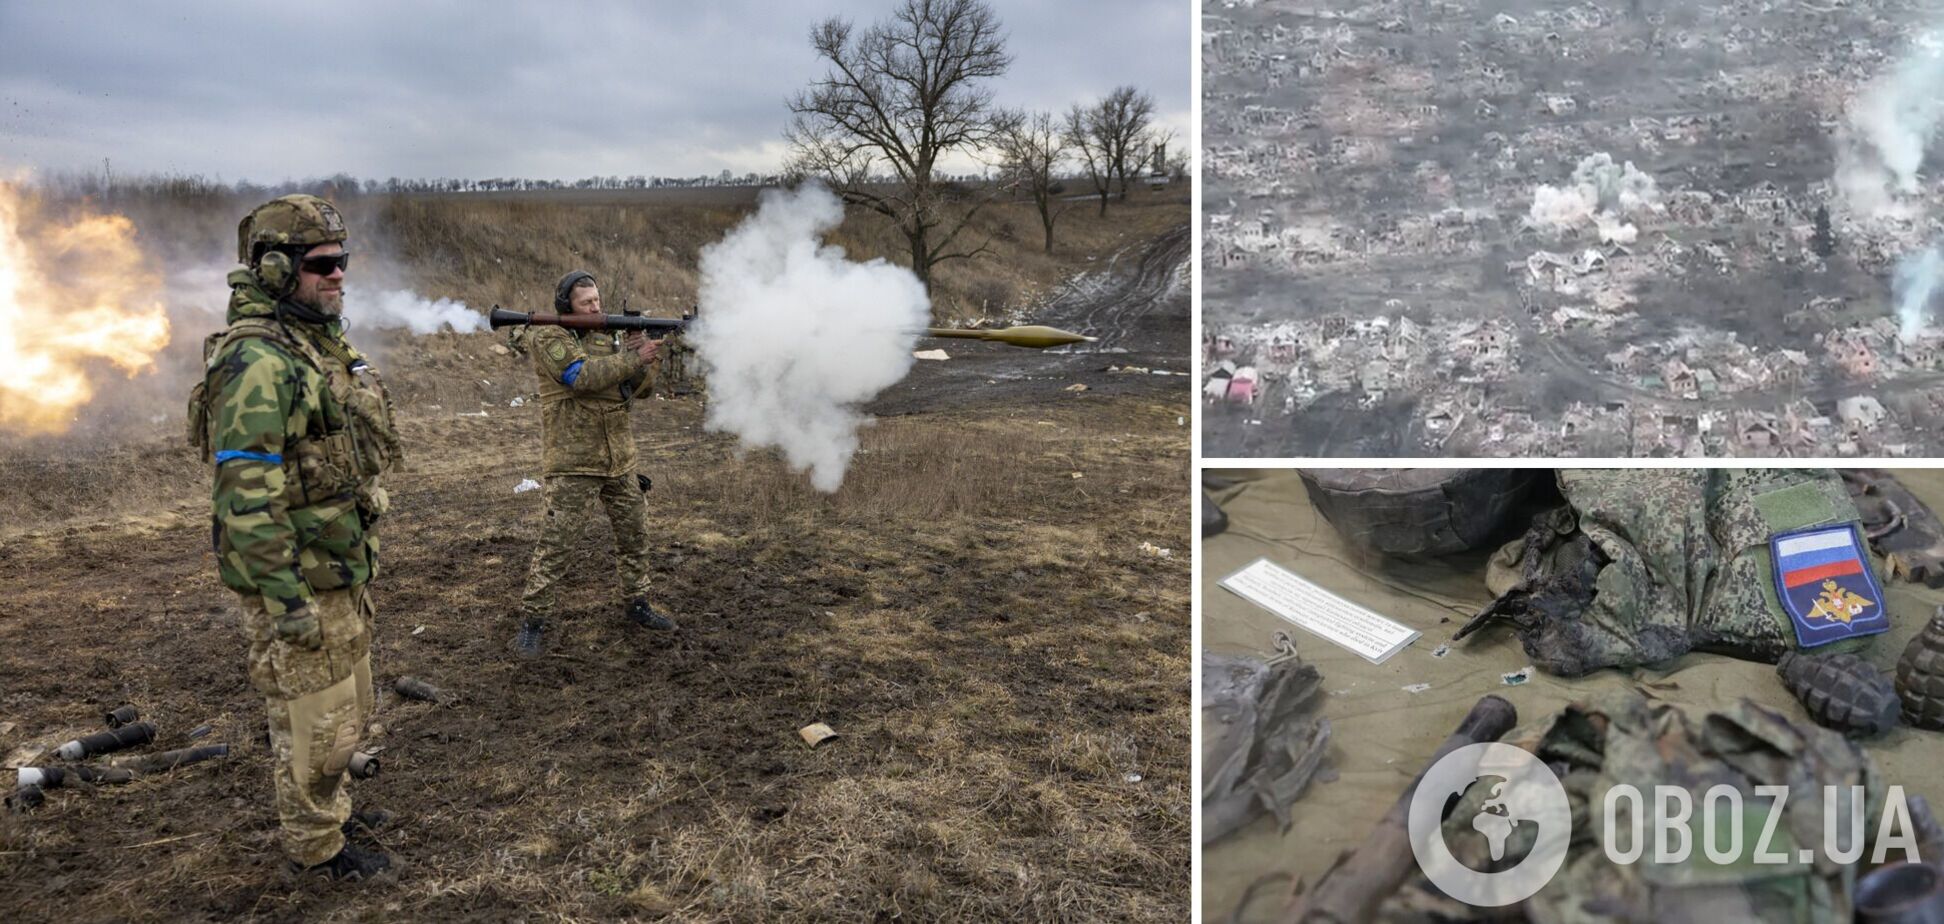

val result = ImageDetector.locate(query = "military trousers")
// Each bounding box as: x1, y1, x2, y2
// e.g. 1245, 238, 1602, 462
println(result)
240, 585, 375, 866
520, 474, 653, 620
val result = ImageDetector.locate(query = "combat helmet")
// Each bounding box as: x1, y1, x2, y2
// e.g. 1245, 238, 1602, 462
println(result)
1298, 469, 1540, 559
237, 194, 347, 294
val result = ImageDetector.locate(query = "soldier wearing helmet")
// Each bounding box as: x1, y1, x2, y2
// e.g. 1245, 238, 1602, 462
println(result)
187, 194, 400, 881
510, 269, 670, 658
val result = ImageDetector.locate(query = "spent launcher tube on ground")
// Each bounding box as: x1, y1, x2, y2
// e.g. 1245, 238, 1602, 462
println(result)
488, 307, 1095, 350
54, 722, 157, 760
16, 745, 232, 791
1288, 695, 1520, 924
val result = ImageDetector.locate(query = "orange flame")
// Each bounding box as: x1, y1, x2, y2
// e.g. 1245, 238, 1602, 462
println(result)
0, 182, 172, 434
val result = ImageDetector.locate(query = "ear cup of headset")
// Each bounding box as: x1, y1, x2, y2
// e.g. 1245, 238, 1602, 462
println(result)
256, 249, 295, 297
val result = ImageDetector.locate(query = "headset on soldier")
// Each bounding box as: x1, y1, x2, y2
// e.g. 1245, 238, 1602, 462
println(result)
238, 195, 350, 299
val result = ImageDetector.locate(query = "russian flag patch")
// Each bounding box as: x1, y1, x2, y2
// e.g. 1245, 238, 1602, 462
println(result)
1770, 524, 1889, 647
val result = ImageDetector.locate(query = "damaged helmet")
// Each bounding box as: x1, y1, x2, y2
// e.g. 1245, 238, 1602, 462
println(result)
1298, 468, 1540, 558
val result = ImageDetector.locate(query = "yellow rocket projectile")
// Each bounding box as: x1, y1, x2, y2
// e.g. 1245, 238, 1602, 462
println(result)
922, 325, 1096, 349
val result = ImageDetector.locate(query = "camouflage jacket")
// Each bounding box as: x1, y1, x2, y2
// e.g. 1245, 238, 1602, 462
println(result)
197, 270, 399, 617
528, 324, 646, 477
1462, 469, 1879, 675
1380, 693, 1886, 923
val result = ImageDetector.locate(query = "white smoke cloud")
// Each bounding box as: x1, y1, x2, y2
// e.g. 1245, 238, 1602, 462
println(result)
1897, 242, 1944, 341
345, 288, 484, 333
160, 261, 484, 334
162, 262, 236, 319
1835, 29, 1944, 217
1526, 153, 1661, 244
691, 184, 929, 492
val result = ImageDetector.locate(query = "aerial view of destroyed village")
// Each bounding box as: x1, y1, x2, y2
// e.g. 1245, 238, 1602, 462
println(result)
1202, 0, 1944, 457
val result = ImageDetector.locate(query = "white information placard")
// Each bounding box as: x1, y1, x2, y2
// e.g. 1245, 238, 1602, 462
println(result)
1219, 558, 1421, 664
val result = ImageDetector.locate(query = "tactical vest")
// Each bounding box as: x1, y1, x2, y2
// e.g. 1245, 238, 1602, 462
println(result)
187, 316, 401, 514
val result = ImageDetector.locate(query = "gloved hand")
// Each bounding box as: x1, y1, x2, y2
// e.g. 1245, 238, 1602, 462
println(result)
275, 603, 323, 650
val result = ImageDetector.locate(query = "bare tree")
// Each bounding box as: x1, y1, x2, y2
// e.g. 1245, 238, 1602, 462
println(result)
1066, 86, 1157, 213
786, 0, 1013, 295
1101, 86, 1157, 201
1064, 103, 1114, 217
995, 110, 1070, 253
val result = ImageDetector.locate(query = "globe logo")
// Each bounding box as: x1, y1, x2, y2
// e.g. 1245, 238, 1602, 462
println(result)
1470, 778, 1529, 865
1407, 742, 1573, 907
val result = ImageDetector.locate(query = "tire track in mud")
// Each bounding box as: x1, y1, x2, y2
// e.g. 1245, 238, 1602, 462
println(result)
1038, 223, 1190, 353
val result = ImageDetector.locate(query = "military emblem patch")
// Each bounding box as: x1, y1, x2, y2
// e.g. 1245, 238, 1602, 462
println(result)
1771, 524, 1889, 647
547, 340, 568, 362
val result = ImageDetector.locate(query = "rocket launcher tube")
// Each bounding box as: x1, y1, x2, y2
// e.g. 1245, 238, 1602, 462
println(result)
54, 722, 156, 760
16, 746, 231, 791
17, 765, 136, 788
111, 745, 231, 775
489, 307, 691, 337
348, 751, 380, 779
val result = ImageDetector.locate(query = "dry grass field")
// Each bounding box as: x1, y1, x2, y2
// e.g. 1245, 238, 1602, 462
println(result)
0, 184, 1191, 921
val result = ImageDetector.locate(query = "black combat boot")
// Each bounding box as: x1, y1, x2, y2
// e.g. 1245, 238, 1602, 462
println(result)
625, 598, 676, 630
296, 843, 391, 881
341, 808, 394, 837
511, 617, 549, 658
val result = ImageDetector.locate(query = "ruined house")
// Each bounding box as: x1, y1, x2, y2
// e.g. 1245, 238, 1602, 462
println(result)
1692, 368, 1718, 396
1829, 337, 1878, 380
1268, 335, 1298, 364
1387, 317, 1423, 361
1360, 359, 1391, 398
1737, 413, 1780, 451
1662, 359, 1698, 397
1227, 366, 1260, 405
1765, 350, 1809, 386
1839, 396, 1888, 432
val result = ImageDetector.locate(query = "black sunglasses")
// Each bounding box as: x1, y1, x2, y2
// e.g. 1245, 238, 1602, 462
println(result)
300, 252, 351, 275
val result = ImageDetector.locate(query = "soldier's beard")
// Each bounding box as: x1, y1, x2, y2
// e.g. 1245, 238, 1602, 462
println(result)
293, 288, 344, 317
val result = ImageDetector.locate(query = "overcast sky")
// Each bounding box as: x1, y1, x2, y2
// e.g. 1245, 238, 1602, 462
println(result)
0, 0, 1189, 184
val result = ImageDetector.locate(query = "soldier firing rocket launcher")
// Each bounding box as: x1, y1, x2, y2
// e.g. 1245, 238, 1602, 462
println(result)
486, 306, 1096, 349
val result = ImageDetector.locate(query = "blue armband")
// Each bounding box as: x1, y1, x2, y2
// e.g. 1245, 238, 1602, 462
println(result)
214, 450, 283, 465
561, 359, 585, 387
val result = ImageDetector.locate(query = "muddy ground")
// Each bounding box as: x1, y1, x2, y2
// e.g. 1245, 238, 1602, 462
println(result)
0, 222, 1192, 921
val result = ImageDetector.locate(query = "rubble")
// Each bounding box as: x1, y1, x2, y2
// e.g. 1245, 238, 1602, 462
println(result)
1203, 0, 1944, 456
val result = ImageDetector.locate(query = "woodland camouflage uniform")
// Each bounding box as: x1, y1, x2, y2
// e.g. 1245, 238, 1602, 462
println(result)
191, 195, 399, 869
518, 276, 656, 627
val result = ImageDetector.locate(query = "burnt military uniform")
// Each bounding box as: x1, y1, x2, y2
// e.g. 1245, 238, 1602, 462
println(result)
190, 196, 398, 872
1381, 692, 1888, 923
517, 272, 659, 645
1458, 469, 1885, 676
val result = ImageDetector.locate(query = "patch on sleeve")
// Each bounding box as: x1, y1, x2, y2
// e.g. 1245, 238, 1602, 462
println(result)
1771, 524, 1889, 647
546, 339, 569, 362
